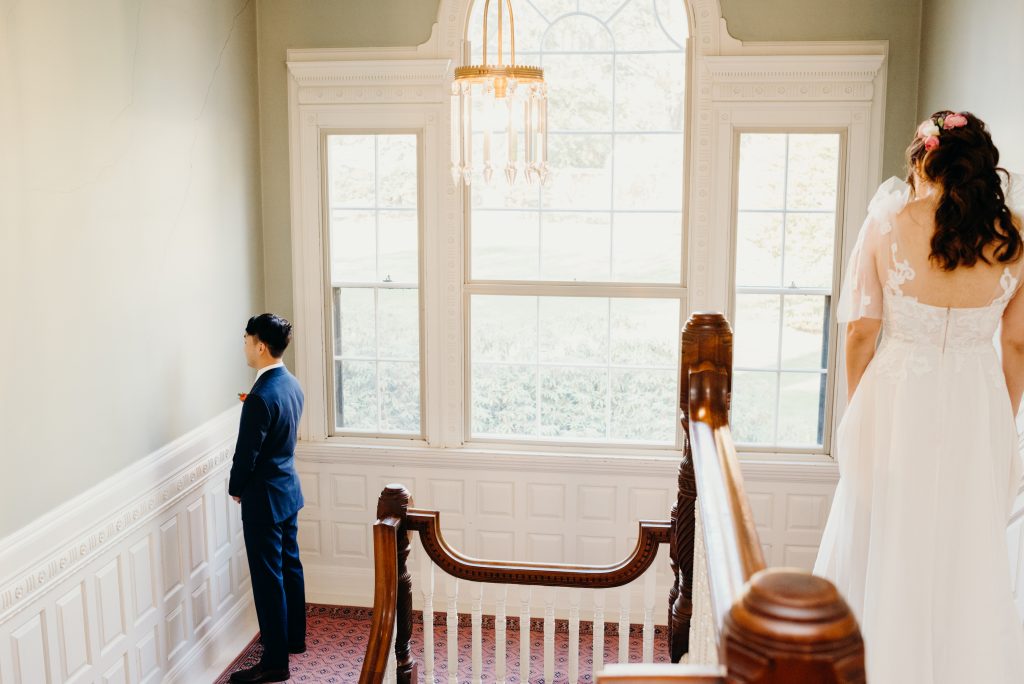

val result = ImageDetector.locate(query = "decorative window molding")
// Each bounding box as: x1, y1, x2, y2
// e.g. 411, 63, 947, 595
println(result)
286, 0, 888, 461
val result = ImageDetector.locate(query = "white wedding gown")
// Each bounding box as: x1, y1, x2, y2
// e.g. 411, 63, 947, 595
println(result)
814, 175, 1024, 683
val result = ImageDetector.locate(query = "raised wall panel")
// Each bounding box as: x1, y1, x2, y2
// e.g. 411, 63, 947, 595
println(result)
331, 475, 367, 510
629, 488, 669, 521
159, 516, 183, 597
95, 558, 126, 653
11, 611, 50, 684
748, 492, 775, 532
428, 479, 464, 514
527, 484, 565, 520
191, 581, 212, 633
783, 545, 819, 571
786, 494, 829, 533
577, 536, 616, 564
298, 520, 322, 555
477, 481, 515, 518
165, 601, 186, 661
129, 538, 155, 624
443, 528, 466, 552
578, 485, 616, 522
187, 498, 208, 574
299, 472, 321, 507
212, 486, 230, 553
215, 562, 233, 610
101, 655, 128, 684
478, 530, 515, 559
332, 522, 368, 558
527, 533, 563, 562
135, 624, 159, 683
56, 583, 90, 681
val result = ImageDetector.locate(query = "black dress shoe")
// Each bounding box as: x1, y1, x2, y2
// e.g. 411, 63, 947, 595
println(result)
289, 643, 306, 654
229, 664, 290, 683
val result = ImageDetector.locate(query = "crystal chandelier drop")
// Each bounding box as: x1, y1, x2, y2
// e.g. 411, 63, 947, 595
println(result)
451, 0, 548, 186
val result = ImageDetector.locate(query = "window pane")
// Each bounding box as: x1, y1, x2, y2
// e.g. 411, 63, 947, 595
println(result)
469, 295, 677, 444
731, 371, 777, 444
735, 212, 783, 287
540, 212, 611, 281
539, 297, 609, 364
333, 288, 375, 358
608, 0, 685, 51
613, 134, 684, 211
778, 372, 825, 446
471, 364, 538, 436
610, 369, 677, 442
733, 132, 842, 450
734, 294, 780, 368
611, 212, 682, 283
781, 295, 828, 370
471, 211, 540, 280
615, 53, 687, 132
327, 133, 421, 436
471, 295, 538, 364
336, 360, 377, 431
540, 367, 608, 439
542, 134, 613, 210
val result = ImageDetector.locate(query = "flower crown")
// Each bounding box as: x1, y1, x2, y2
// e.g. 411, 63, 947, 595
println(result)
916, 113, 969, 151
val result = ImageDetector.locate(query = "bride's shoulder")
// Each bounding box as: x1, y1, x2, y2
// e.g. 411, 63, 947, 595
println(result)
866, 176, 912, 231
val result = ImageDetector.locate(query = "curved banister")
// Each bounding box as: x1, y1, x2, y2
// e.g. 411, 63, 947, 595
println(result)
407, 509, 670, 587
357, 516, 399, 684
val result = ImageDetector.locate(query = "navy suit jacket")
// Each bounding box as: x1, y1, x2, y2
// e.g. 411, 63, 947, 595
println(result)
228, 366, 305, 524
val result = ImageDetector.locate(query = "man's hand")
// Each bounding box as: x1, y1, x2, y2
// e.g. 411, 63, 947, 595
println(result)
232, 496, 241, 504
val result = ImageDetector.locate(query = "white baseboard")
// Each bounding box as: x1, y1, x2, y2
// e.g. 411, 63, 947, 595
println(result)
0, 406, 252, 684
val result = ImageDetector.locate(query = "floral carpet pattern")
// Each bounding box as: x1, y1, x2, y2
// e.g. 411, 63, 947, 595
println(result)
216, 604, 670, 683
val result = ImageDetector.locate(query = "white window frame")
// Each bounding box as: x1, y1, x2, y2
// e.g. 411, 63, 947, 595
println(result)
286, 1, 888, 464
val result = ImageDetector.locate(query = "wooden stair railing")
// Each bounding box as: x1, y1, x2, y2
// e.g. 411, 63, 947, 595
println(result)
359, 312, 865, 684
667, 312, 865, 683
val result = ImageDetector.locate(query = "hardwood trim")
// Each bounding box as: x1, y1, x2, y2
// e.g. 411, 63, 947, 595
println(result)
357, 516, 400, 684
406, 510, 670, 587
598, 663, 726, 683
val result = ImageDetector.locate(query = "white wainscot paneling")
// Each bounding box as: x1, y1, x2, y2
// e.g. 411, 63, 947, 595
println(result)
56, 583, 90, 682
0, 408, 258, 684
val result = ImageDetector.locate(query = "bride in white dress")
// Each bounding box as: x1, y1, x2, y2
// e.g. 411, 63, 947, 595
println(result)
814, 111, 1024, 683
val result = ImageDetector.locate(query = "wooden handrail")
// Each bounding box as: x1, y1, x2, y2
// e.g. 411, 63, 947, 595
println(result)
598, 663, 726, 683
407, 510, 670, 587
356, 516, 399, 684
682, 313, 866, 683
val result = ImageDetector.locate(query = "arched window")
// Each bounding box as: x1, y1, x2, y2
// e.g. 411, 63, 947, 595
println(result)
464, 0, 690, 445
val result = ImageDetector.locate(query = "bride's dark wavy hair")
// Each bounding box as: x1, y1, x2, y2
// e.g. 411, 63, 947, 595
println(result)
905, 110, 1021, 271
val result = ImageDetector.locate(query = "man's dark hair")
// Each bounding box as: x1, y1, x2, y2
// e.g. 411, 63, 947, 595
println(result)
246, 313, 292, 358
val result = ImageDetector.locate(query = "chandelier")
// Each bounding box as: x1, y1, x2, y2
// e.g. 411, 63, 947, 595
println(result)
451, 0, 548, 186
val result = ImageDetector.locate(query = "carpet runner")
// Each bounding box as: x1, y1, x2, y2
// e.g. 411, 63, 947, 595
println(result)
215, 604, 670, 683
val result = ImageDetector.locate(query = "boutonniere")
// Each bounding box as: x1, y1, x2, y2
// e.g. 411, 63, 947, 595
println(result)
238, 393, 248, 402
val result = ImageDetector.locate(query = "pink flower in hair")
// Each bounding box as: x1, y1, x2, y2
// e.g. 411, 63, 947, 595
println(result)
924, 136, 940, 151
917, 120, 941, 139
943, 113, 968, 129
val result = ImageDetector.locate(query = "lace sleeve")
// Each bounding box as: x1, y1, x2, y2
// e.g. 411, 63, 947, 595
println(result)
836, 177, 910, 323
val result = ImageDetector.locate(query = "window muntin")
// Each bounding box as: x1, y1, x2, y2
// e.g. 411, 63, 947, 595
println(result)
730, 132, 843, 449
465, 0, 689, 445
326, 134, 423, 436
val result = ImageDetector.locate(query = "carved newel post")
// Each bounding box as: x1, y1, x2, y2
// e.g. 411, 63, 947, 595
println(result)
669, 312, 732, 661
377, 484, 416, 684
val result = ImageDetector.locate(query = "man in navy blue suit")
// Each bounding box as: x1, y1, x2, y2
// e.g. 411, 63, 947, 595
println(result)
228, 314, 306, 683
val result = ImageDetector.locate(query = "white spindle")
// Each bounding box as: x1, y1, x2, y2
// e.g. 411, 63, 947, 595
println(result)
543, 587, 556, 683
385, 619, 398, 681
618, 586, 631, 664
420, 553, 436, 683
519, 586, 532, 683
471, 583, 484, 684
593, 589, 606, 674
495, 585, 508, 684
446, 574, 460, 684
568, 589, 581, 683
643, 568, 657, 663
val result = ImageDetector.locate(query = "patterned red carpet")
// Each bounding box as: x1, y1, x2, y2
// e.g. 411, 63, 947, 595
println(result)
215, 604, 670, 683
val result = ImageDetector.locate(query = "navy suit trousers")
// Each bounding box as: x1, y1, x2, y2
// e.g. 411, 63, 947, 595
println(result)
242, 512, 306, 668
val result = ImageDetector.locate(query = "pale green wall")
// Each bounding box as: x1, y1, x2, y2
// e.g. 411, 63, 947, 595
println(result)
256, 0, 441, 347
0, 0, 264, 537
720, 0, 923, 178
256, 0, 924, 330
918, 0, 1024, 172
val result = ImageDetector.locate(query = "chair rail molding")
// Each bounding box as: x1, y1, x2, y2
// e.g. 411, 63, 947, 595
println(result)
0, 407, 256, 684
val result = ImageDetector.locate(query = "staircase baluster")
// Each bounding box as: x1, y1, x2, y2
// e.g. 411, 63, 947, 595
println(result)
445, 574, 460, 684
